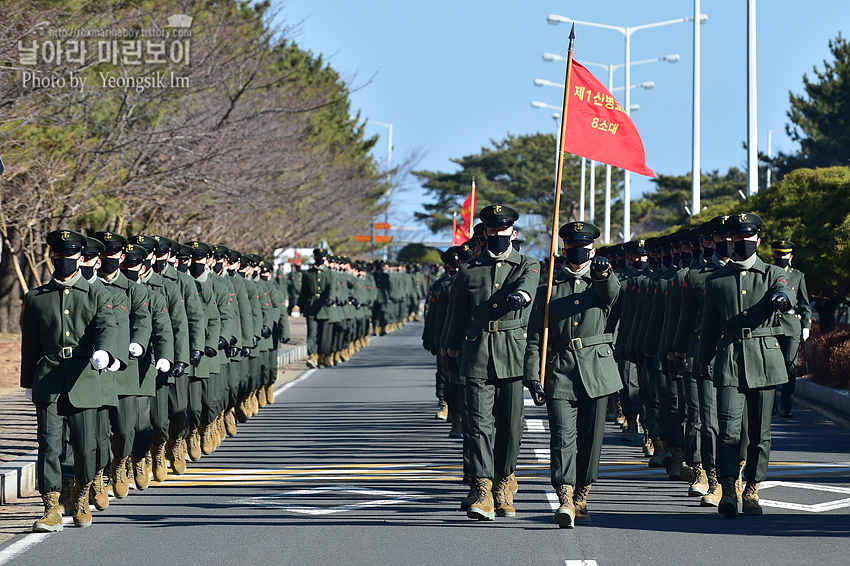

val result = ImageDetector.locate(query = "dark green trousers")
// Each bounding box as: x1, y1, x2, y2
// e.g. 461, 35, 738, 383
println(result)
546, 385, 607, 488
151, 382, 171, 445
37, 396, 98, 492
466, 376, 524, 480
716, 385, 775, 482
306, 317, 318, 355
778, 335, 801, 412
130, 395, 153, 461
168, 374, 189, 441
109, 395, 138, 459
646, 366, 668, 439
618, 357, 641, 416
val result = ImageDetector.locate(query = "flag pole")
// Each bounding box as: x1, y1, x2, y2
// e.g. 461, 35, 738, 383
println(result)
470, 177, 476, 229
452, 212, 458, 245
540, 24, 576, 390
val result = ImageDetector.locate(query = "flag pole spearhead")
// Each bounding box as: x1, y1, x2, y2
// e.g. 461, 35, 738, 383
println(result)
568, 23, 575, 52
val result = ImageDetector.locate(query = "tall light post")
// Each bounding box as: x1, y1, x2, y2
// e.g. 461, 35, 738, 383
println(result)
692, 0, 702, 216
548, 13, 707, 241
364, 119, 393, 222
539, 53, 676, 242
766, 128, 782, 189
747, 0, 758, 196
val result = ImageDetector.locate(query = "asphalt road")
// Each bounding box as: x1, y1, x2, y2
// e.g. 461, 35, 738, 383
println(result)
2, 323, 849, 566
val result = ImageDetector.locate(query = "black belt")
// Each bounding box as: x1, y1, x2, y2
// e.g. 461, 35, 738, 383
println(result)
724, 327, 784, 340
47, 346, 93, 359
551, 333, 613, 351
476, 319, 524, 332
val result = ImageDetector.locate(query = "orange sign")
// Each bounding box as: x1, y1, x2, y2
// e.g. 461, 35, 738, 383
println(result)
354, 235, 372, 242
374, 222, 391, 230
374, 235, 392, 243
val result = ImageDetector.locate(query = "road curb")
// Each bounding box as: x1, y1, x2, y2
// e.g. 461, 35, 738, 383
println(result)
0, 344, 310, 505
794, 378, 850, 417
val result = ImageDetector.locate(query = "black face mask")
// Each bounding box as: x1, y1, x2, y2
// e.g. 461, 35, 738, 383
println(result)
80, 265, 95, 279
702, 247, 715, 261
648, 257, 658, 270
228, 269, 237, 277
733, 239, 758, 260
153, 259, 167, 273
565, 247, 592, 266
662, 255, 673, 268
189, 262, 206, 277
100, 257, 120, 275
212, 263, 223, 274
681, 252, 692, 263
315, 258, 325, 266
53, 257, 78, 279
715, 240, 734, 258
176, 261, 189, 273
486, 235, 512, 254
123, 269, 139, 282
143, 259, 152, 271
774, 257, 789, 268
633, 260, 648, 270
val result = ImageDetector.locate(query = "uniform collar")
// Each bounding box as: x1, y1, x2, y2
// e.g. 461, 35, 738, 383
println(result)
472, 247, 522, 267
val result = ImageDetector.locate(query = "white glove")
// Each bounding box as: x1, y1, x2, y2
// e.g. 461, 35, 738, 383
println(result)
155, 359, 171, 373
108, 359, 121, 372
25, 388, 32, 401
91, 350, 110, 370
129, 343, 144, 358
802, 328, 810, 341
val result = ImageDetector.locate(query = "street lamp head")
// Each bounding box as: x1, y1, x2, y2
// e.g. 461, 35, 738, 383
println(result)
547, 14, 569, 25
641, 81, 655, 90
629, 104, 640, 112
543, 53, 563, 62
699, 14, 708, 24
534, 79, 545, 87
665, 54, 681, 63
531, 101, 545, 108
552, 113, 560, 120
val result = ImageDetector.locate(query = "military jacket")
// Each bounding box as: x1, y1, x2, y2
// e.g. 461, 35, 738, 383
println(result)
698, 256, 793, 389
89, 275, 128, 407
137, 284, 174, 394
192, 270, 221, 378
774, 266, 812, 337
99, 271, 152, 395
162, 263, 205, 354
143, 271, 189, 366
21, 274, 118, 409
524, 267, 621, 400
229, 272, 255, 348
444, 248, 540, 379
298, 266, 335, 319
673, 255, 724, 358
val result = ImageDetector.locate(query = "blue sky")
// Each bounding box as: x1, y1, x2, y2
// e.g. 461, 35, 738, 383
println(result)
278, 0, 850, 236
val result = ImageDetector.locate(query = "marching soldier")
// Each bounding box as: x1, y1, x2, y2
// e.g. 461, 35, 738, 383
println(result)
299, 248, 335, 368
444, 204, 540, 521
524, 222, 620, 528
23, 230, 118, 531
771, 240, 812, 418
698, 213, 795, 518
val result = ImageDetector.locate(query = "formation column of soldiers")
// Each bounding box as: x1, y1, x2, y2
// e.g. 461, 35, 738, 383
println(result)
422, 207, 810, 527
22, 230, 293, 532
296, 248, 427, 369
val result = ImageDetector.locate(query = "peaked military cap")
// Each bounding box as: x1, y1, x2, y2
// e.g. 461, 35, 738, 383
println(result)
479, 204, 519, 228
313, 247, 327, 258
93, 231, 129, 254
623, 239, 647, 255
679, 227, 699, 244
46, 230, 87, 254
698, 220, 714, 239
725, 212, 763, 235
705, 215, 730, 236
128, 235, 158, 254
441, 247, 459, 266
772, 240, 795, 253
456, 242, 474, 262
151, 235, 172, 255
228, 249, 242, 263
184, 241, 213, 258
213, 244, 230, 260
82, 237, 105, 259
559, 221, 601, 245
176, 245, 193, 260
644, 237, 659, 252
122, 243, 147, 265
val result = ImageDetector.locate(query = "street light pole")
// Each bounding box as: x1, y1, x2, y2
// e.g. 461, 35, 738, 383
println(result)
747, 0, 758, 196
548, 13, 706, 241
365, 120, 393, 222
692, 0, 701, 215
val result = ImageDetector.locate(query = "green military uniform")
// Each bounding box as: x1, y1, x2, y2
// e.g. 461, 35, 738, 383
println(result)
298, 249, 335, 367
698, 213, 794, 518
444, 204, 540, 521
771, 240, 812, 417
22, 230, 119, 531
524, 222, 619, 528
286, 267, 302, 315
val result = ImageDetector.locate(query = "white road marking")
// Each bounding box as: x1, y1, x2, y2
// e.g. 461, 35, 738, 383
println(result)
273, 368, 316, 396
759, 480, 850, 512
525, 419, 546, 432
233, 485, 429, 515
565, 561, 599, 566
0, 533, 50, 566
535, 448, 550, 462
545, 489, 559, 511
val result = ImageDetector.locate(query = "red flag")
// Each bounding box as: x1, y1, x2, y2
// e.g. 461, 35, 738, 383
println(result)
561, 62, 655, 177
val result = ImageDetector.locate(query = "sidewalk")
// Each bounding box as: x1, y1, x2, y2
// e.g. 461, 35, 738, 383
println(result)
0, 317, 309, 505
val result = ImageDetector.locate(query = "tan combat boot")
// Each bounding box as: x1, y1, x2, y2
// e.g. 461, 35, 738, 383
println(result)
187, 429, 202, 461
701, 467, 721, 507
225, 408, 238, 437
72, 480, 94, 527
32, 491, 64, 532
448, 412, 463, 438
305, 354, 318, 369
621, 416, 639, 442
459, 480, 477, 511
687, 463, 709, 497
200, 423, 215, 455
265, 384, 275, 405
467, 478, 495, 521
668, 446, 685, 480
554, 484, 575, 529
741, 481, 763, 515
256, 386, 267, 408
492, 475, 516, 517
648, 437, 666, 468
615, 401, 626, 427
90, 470, 110, 511
132, 456, 150, 490
642, 430, 654, 457
167, 438, 186, 475
718, 476, 739, 518
151, 442, 168, 483
215, 414, 225, 447
736, 460, 746, 504
235, 398, 249, 423
435, 398, 449, 421
58, 475, 74, 515
507, 473, 518, 495
111, 456, 130, 499
573, 483, 592, 525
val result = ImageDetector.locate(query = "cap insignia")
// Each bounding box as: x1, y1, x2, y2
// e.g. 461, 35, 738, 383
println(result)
60, 231, 70, 240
